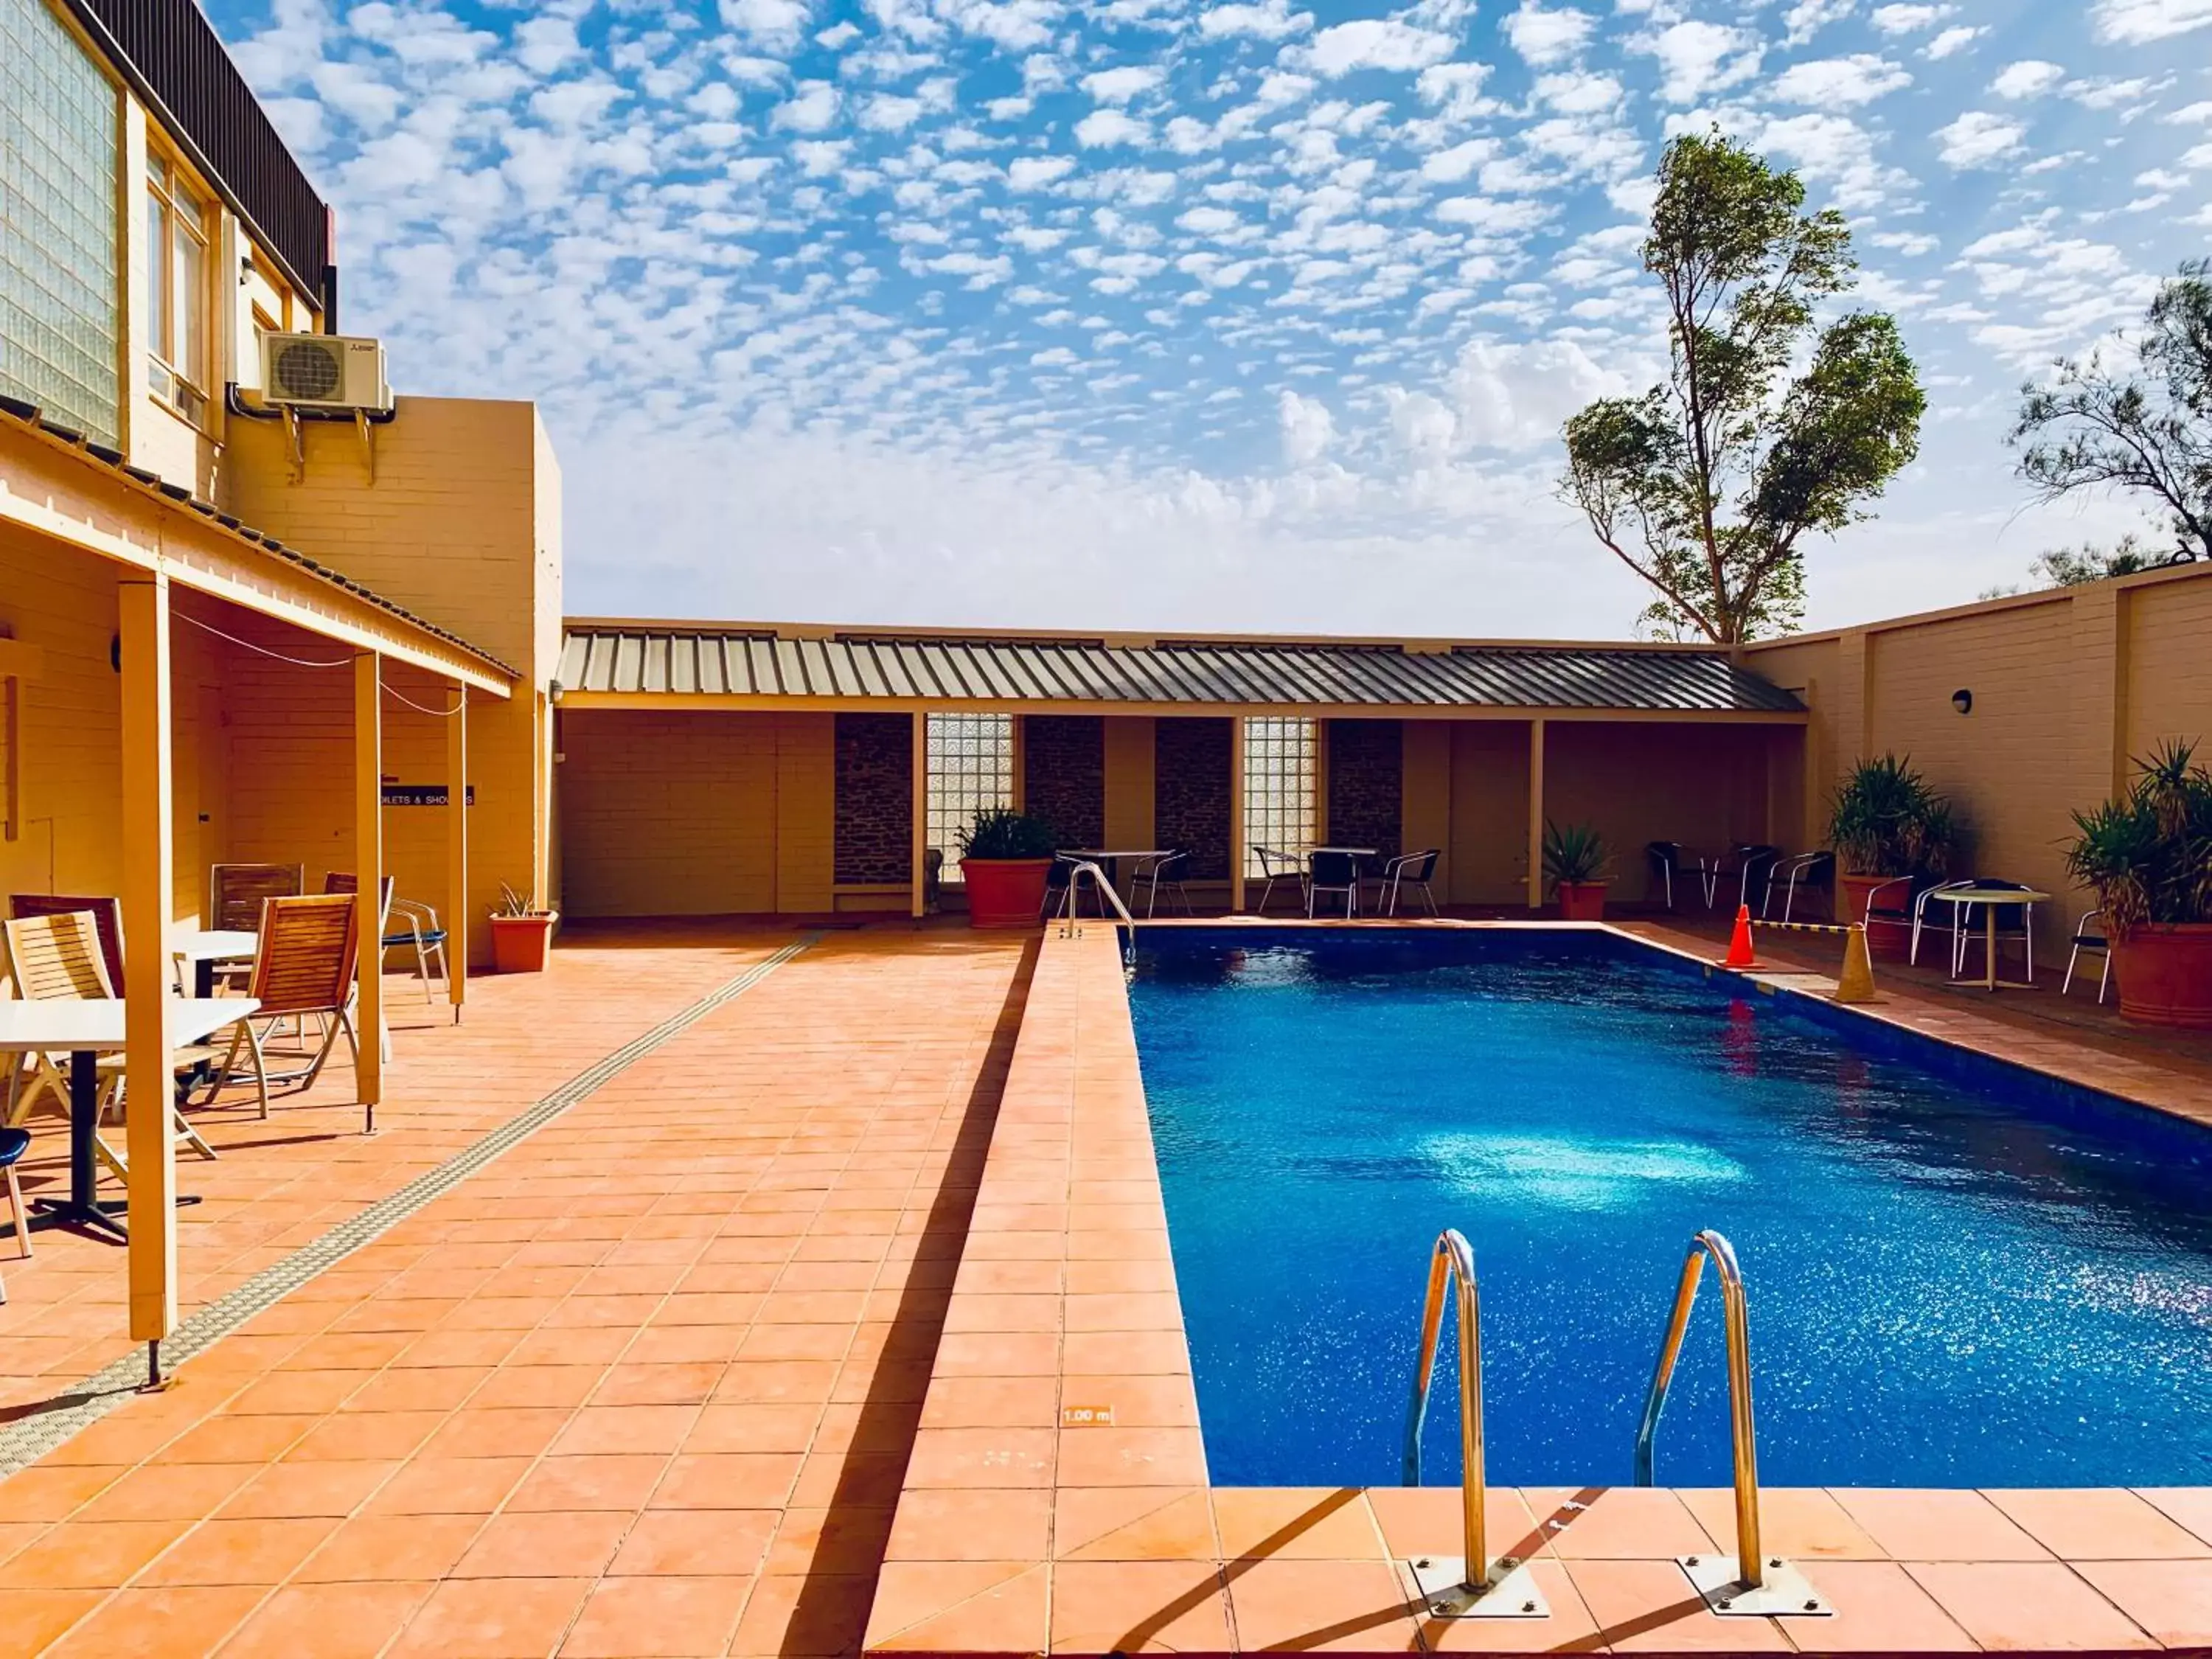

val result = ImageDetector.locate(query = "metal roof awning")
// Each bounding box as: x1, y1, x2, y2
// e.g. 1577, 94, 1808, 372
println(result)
556, 627, 1806, 717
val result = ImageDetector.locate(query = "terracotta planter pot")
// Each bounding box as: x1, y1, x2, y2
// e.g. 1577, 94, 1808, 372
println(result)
490, 911, 557, 973
2110, 922, 2212, 1029
1556, 880, 1609, 922
959, 858, 1053, 929
1838, 872, 1914, 961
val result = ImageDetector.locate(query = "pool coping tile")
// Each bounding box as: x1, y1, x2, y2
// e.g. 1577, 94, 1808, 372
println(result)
865, 925, 2212, 1658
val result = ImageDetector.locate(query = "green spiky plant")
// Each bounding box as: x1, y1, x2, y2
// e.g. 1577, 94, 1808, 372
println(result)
2063, 740, 2212, 936
956, 807, 1059, 860
1827, 754, 1958, 878
1542, 820, 1614, 891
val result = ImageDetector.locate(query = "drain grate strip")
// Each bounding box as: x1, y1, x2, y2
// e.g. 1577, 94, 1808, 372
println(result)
0, 934, 818, 1476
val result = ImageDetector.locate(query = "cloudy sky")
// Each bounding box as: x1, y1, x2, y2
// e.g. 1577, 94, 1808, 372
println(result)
209, 0, 2212, 638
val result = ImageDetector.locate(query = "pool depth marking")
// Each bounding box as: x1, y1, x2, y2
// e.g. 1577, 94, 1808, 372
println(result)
0, 933, 818, 1478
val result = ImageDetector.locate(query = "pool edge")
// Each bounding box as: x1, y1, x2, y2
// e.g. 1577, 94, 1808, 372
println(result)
864, 925, 2212, 1658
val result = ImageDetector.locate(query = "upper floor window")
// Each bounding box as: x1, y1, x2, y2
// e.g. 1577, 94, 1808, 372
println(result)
146, 149, 211, 423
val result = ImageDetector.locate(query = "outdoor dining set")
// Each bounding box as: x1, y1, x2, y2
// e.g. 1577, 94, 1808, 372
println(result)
1048, 844, 1442, 919
1645, 839, 2111, 1001
0, 864, 451, 1297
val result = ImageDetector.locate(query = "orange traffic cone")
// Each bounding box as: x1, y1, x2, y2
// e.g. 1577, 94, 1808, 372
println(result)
1721, 904, 1761, 969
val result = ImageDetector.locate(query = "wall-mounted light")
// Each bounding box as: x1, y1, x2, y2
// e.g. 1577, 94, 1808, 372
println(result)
547, 678, 565, 705
1952, 689, 1973, 715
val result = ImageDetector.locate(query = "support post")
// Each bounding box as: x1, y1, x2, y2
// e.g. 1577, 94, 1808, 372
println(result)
355, 652, 383, 1126
1526, 717, 1545, 911
1228, 716, 1247, 914
446, 683, 468, 1022
119, 577, 177, 1358
910, 711, 928, 919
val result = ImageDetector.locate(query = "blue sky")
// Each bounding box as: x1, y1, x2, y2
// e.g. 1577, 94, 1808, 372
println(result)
209, 0, 2212, 637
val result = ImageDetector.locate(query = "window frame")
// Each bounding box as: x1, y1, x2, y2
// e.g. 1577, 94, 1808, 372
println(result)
925, 713, 1016, 887
1242, 715, 1318, 878
145, 143, 215, 425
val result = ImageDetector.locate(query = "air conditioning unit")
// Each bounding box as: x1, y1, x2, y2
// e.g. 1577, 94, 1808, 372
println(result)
260, 332, 391, 412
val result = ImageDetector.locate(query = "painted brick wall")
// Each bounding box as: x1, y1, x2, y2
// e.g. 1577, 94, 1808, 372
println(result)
1153, 717, 1231, 881
1326, 718, 1402, 855
1023, 715, 1104, 846
224, 396, 557, 951
835, 713, 912, 884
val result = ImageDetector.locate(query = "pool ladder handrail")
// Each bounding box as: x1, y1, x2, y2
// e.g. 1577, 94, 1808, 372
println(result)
1057, 859, 1136, 960
1400, 1231, 1545, 1618
1632, 1229, 1829, 1617
1634, 1230, 1763, 1577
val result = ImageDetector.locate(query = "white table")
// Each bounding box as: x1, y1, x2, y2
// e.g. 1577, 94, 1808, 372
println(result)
1927, 888, 2051, 990
171, 929, 257, 998
0, 998, 257, 1240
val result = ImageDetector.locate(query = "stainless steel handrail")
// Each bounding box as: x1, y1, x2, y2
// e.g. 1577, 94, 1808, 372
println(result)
1403, 1228, 1491, 1589
1633, 1228, 1764, 1587
1057, 859, 1135, 955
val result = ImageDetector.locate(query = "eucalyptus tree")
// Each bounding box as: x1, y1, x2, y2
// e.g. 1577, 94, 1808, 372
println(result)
1560, 133, 1925, 643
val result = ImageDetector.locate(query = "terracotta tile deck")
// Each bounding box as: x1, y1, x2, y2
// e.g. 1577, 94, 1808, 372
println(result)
866, 922, 2212, 1658
0, 924, 1037, 1657
3, 915, 2209, 1657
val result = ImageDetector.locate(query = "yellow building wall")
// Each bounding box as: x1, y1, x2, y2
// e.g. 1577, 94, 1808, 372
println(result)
1744, 562, 2212, 936
1401, 721, 1452, 891
557, 709, 832, 917
224, 397, 557, 957
0, 529, 229, 928
1103, 716, 1156, 852
1445, 723, 1531, 903
2126, 577, 2212, 766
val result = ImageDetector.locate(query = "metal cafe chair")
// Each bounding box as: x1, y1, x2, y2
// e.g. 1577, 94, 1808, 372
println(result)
1380, 849, 1440, 916
1774, 851, 1834, 922
2063, 908, 2113, 1004
1907, 879, 1975, 967
1306, 849, 1359, 918
1645, 841, 1685, 910
1131, 849, 1192, 917
1249, 845, 1304, 914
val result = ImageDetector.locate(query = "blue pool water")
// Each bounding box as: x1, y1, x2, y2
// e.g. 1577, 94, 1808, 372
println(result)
1127, 928, 2212, 1489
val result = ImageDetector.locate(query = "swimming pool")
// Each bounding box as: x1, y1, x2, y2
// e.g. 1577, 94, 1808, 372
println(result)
1127, 927, 2212, 1490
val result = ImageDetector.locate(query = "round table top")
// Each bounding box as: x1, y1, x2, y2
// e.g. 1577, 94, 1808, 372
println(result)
1930, 887, 2053, 905
170, 929, 257, 961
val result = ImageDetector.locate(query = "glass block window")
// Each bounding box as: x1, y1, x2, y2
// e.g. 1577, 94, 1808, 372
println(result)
1243, 716, 1316, 877
0, 0, 120, 446
927, 714, 1014, 886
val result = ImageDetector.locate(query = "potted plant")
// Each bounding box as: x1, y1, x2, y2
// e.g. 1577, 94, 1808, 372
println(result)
1827, 754, 1958, 959
956, 807, 1059, 929
1543, 820, 1614, 921
2064, 740, 2212, 1029
489, 882, 558, 972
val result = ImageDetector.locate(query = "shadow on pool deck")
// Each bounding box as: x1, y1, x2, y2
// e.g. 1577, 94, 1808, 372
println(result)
784, 936, 1037, 1654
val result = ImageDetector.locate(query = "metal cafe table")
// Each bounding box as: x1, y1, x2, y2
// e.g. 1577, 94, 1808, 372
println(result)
1926, 886, 2051, 991
0, 998, 255, 1240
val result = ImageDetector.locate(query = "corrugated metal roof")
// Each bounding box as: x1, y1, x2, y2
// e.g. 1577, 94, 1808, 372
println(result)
557, 629, 1805, 714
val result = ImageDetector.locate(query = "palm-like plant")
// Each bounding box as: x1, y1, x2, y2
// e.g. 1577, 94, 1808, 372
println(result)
2064, 740, 2212, 935
1827, 754, 1958, 878
1542, 820, 1613, 890
957, 807, 1059, 860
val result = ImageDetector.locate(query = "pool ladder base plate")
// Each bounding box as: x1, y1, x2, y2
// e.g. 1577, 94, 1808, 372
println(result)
1405, 1555, 1549, 1619
1677, 1554, 1834, 1618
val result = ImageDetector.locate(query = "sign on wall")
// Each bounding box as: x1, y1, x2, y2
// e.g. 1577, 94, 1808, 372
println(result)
381, 784, 475, 807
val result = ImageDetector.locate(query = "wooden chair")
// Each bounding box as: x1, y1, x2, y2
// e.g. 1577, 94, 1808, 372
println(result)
0, 911, 221, 1168
209, 863, 303, 933
201, 894, 361, 1111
